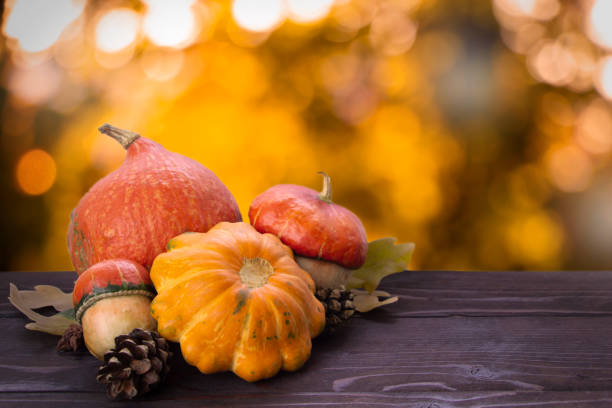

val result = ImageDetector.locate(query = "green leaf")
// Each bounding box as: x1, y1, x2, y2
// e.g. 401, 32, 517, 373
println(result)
347, 238, 414, 293
8, 283, 77, 336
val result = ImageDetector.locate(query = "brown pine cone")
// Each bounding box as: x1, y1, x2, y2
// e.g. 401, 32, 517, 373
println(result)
315, 286, 356, 334
96, 328, 171, 400
56, 323, 85, 352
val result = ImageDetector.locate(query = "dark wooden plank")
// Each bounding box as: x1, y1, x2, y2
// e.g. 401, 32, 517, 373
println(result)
385, 270, 612, 317
2, 271, 612, 406
1, 391, 612, 408
4, 313, 612, 394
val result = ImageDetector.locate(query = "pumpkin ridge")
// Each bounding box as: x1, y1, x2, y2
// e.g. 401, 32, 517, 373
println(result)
196, 229, 246, 262
179, 281, 244, 344
230, 297, 254, 372
263, 284, 309, 335
267, 256, 315, 286
115, 261, 126, 285
180, 282, 249, 373
251, 206, 263, 227
259, 284, 310, 371
231, 291, 283, 381
259, 232, 294, 262
267, 272, 316, 302
158, 268, 238, 294
152, 274, 237, 340
151, 247, 240, 290
259, 287, 285, 356
267, 274, 325, 337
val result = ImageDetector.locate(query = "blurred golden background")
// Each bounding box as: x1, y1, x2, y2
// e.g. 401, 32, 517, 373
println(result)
2, 0, 612, 272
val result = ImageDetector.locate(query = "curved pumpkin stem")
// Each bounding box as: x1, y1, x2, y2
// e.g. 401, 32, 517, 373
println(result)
98, 124, 140, 149
317, 171, 332, 203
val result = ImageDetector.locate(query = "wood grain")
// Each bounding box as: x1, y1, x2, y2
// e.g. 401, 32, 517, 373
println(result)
2, 391, 612, 407
1, 270, 612, 407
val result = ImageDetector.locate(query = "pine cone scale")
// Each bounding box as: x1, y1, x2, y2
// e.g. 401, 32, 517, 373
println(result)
150, 356, 163, 372
143, 370, 160, 385
130, 358, 152, 375
315, 286, 356, 334
158, 348, 169, 362
106, 356, 123, 369
117, 348, 134, 363
341, 309, 355, 319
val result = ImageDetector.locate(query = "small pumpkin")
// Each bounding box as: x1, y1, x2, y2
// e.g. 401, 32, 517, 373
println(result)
73, 259, 157, 360
150, 222, 325, 382
249, 172, 368, 289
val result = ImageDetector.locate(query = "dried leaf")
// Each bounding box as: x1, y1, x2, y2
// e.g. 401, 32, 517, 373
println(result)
9, 283, 76, 336
352, 293, 398, 313
347, 238, 414, 293
13, 284, 73, 311
350, 289, 392, 298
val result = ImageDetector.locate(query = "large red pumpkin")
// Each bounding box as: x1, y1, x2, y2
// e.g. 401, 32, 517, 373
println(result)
67, 124, 242, 274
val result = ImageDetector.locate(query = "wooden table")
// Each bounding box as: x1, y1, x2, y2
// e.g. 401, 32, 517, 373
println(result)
1, 271, 612, 407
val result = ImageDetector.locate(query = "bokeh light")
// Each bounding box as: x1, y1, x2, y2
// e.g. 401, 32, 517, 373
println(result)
143, 0, 199, 48
528, 40, 577, 86
3, 0, 84, 53
15, 149, 57, 195
575, 98, 612, 154
287, 0, 334, 24
331, 0, 376, 34
587, 0, 612, 50
595, 56, 612, 100
546, 144, 593, 193
7, 62, 62, 105
494, 0, 536, 18
494, 0, 559, 21
505, 210, 563, 268
232, 0, 286, 32
369, 9, 418, 56
140, 49, 185, 81
495, 0, 609, 96
95, 9, 140, 53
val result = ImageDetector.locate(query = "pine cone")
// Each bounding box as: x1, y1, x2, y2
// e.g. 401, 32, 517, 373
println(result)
96, 328, 171, 400
315, 287, 356, 334
57, 323, 85, 352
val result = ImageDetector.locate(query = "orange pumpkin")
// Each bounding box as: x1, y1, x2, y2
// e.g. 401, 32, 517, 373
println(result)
150, 222, 325, 382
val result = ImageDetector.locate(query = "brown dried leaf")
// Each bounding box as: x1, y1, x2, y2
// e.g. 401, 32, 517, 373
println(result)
9, 283, 75, 336
352, 292, 398, 313
13, 284, 73, 311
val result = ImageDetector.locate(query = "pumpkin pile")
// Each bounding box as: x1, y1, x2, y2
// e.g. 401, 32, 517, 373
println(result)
8, 125, 413, 400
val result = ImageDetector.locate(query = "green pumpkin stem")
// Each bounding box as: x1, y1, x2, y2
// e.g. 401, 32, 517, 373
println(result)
98, 124, 140, 149
317, 171, 332, 203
